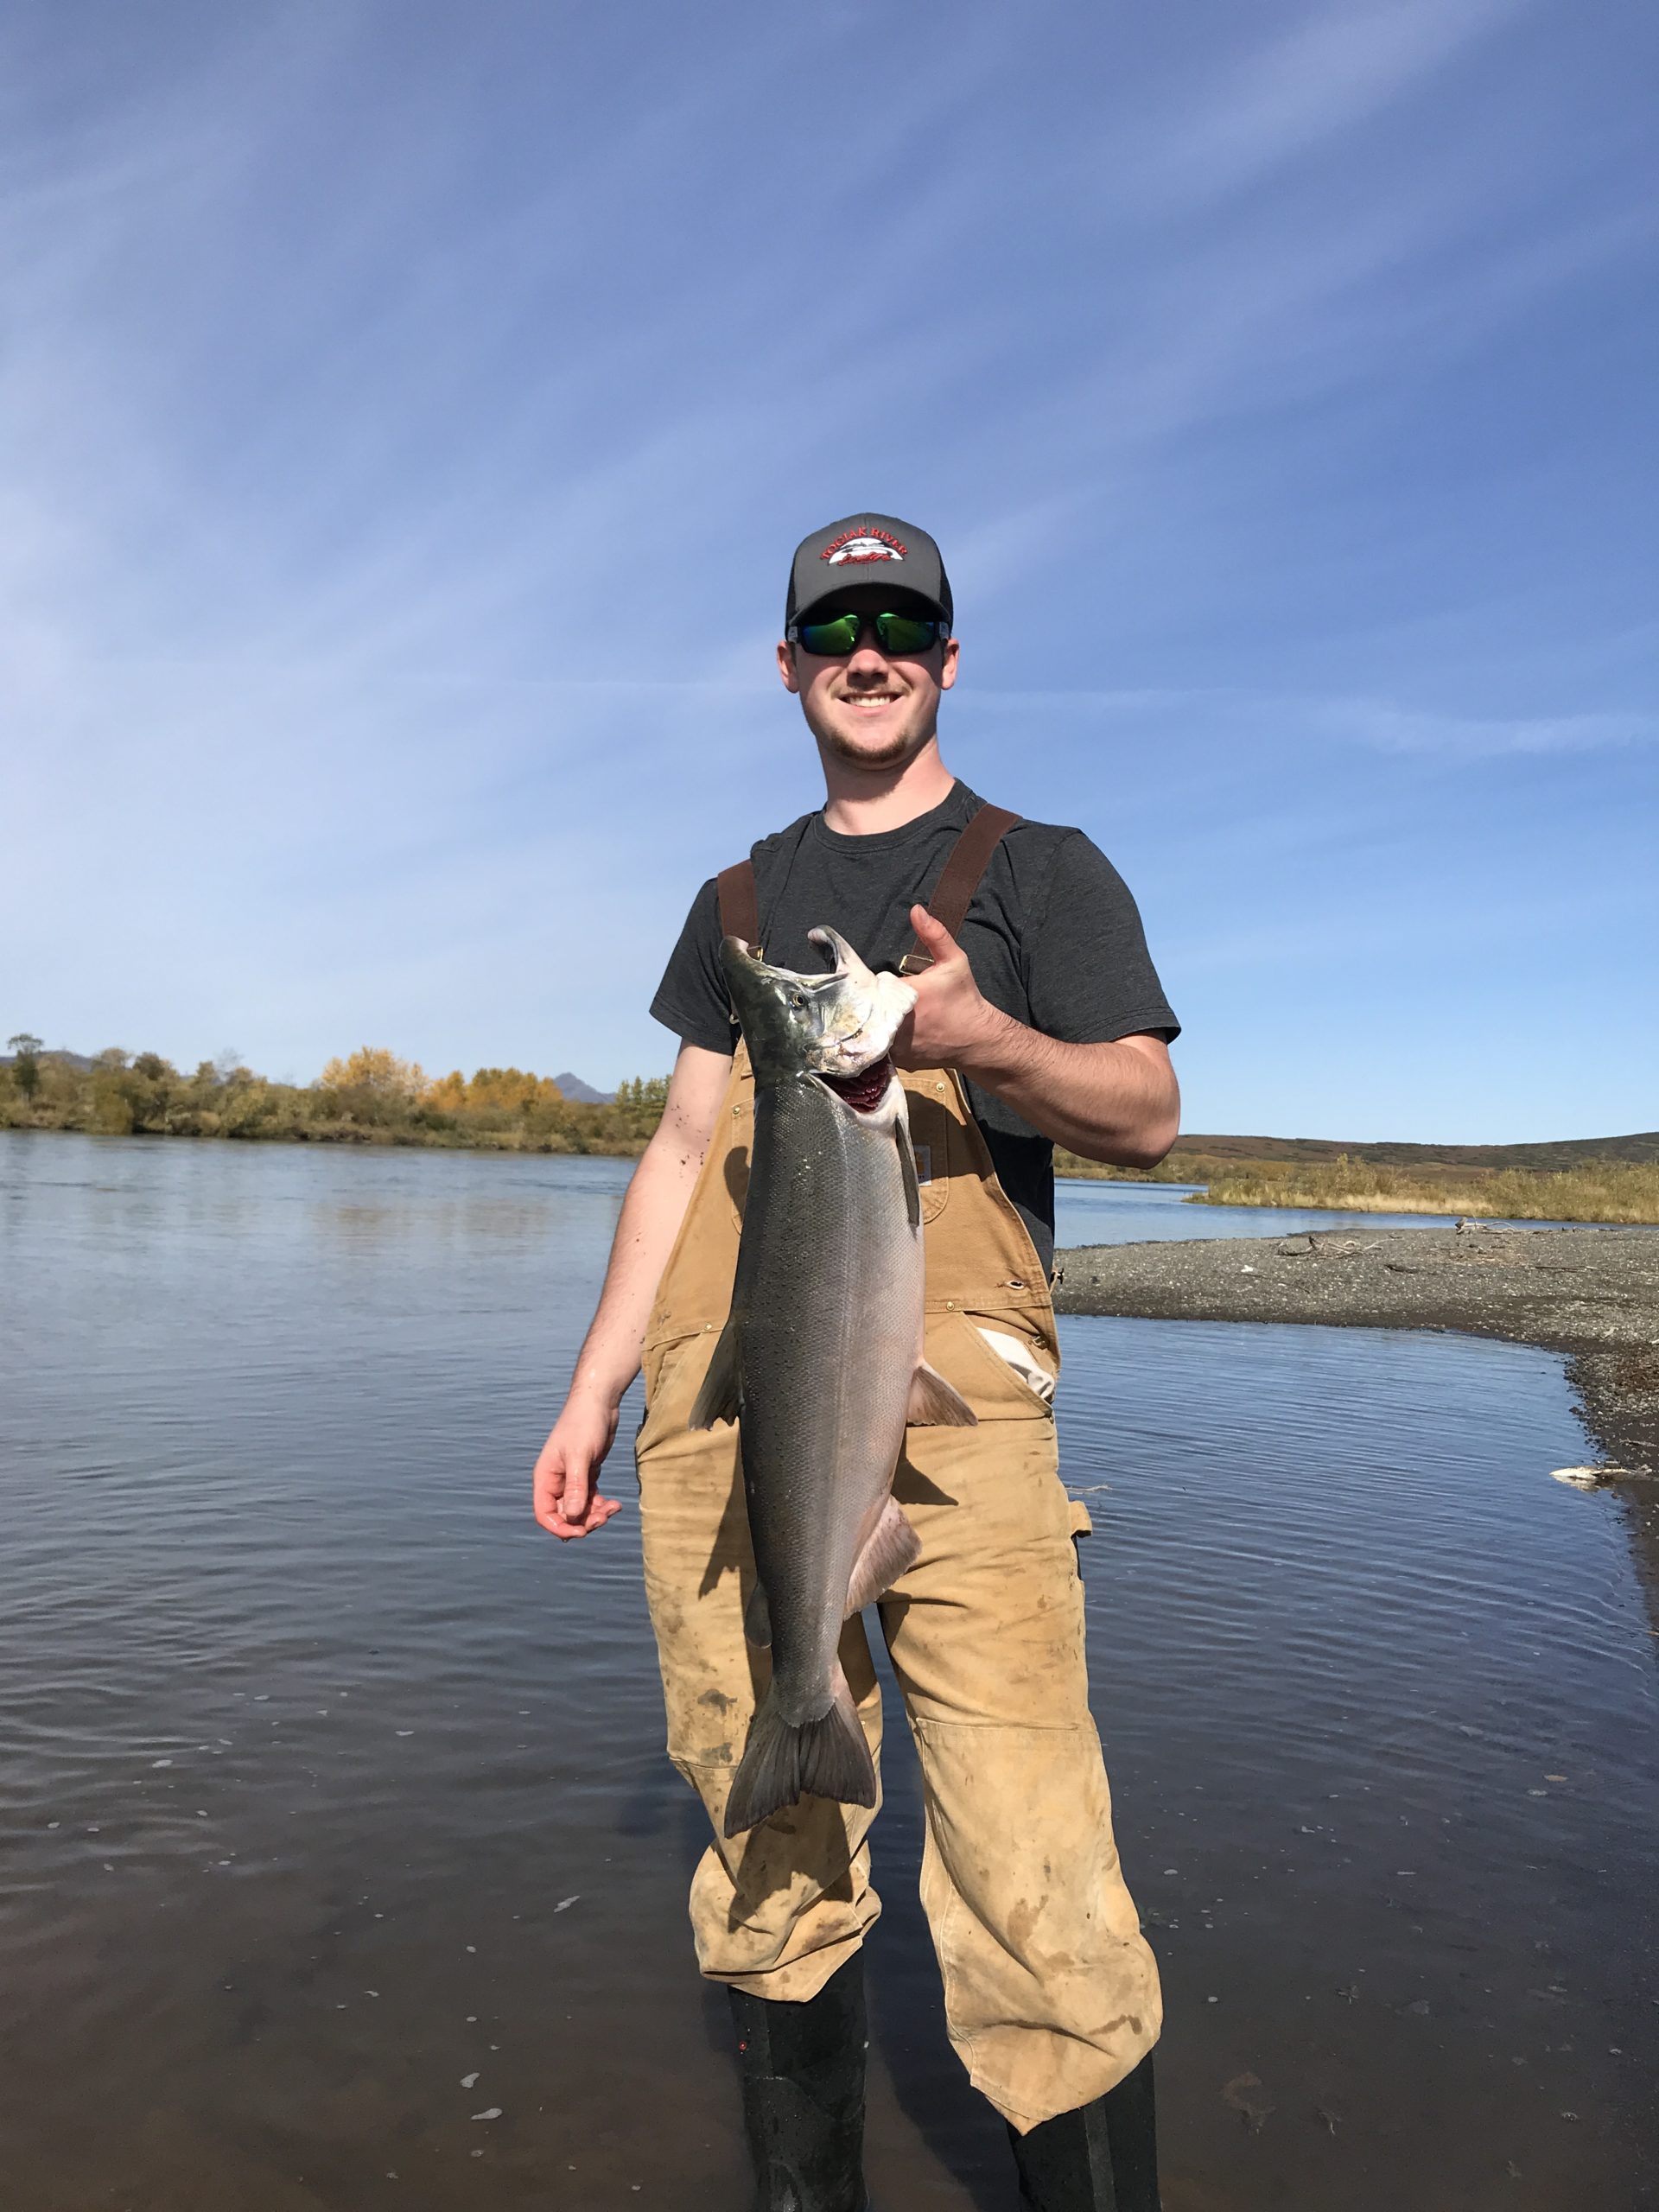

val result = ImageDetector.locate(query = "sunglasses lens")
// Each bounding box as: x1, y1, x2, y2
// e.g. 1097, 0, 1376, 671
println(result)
874, 613, 939, 653
797, 612, 942, 655
797, 613, 861, 655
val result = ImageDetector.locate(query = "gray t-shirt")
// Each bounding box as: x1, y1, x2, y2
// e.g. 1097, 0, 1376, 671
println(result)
650, 779, 1179, 1274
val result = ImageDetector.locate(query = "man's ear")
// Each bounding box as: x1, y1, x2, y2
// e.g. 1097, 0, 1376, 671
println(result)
777, 639, 801, 694
938, 637, 960, 693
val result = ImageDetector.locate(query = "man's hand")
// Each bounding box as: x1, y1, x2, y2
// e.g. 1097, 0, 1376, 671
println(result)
533, 1391, 624, 1540
892, 906, 1009, 1069
890, 905, 1179, 1166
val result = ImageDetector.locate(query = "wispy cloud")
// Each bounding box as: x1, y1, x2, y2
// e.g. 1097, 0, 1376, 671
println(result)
1, 0, 1654, 1138
1318, 700, 1658, 755
1142, 0, 1524, 207
955, 685, 1658, 758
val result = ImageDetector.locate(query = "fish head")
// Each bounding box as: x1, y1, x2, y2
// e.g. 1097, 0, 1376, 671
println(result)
720, 929, 915, 1089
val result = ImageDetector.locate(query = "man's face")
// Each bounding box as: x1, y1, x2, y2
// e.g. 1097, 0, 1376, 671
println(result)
776, 584, 959, 771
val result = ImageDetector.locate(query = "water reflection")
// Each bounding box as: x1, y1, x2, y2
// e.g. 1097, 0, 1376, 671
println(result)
0, 1133, 1653, 2209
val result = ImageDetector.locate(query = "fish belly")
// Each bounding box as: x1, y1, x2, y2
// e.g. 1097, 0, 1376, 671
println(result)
734, 1080, 921, 1721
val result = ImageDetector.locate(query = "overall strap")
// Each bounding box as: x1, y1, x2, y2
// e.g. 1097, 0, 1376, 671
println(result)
898, 802, 1021, 973
716, 860, 760, 945
715, 799, 1021, 966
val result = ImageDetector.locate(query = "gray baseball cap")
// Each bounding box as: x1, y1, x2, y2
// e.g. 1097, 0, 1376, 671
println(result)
785, 512, 953, 632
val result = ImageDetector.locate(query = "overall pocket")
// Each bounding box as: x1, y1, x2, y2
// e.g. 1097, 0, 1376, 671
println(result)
922, 1307, 1058, 1421
902, 1081, 956, 1226
637, 1325, 724, 1459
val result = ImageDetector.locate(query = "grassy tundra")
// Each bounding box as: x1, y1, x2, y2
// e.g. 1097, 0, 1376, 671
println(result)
1185, 1154, 1659, 1224
1054, 1147, 1659, 1224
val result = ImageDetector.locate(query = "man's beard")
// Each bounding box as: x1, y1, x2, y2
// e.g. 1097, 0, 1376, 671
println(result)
819, 717, 919, 770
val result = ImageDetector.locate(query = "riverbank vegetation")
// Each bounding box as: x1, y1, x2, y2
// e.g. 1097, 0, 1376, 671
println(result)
1186, 1154, 1659, 1224
1054, 1148, 1212, 1185
0, 1046, 667, 1155
7, 1047, 1656, 1221
1053, 1145, 1659, 1223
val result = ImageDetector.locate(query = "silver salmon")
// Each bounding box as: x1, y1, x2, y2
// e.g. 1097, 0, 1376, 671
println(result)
691, 928, 976, 1838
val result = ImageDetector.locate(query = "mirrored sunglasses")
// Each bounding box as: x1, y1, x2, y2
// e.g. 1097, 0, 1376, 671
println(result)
790, 610, 949, 658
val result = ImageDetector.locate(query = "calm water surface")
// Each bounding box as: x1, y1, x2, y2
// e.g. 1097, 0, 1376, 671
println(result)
1, 1134, 1654, 2211
1054, 1179, 1584, 1243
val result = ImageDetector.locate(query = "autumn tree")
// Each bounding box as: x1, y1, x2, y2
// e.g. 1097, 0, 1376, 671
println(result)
6, 1033, 43, 1100
319, 1048, 428, 1099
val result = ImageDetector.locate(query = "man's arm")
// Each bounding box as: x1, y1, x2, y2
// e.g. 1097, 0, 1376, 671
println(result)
531, 1041, 733, 1540
893, 906, 1179, 1166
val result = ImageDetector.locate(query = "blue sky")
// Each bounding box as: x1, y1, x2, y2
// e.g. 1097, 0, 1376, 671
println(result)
3, 0, 1655, 1140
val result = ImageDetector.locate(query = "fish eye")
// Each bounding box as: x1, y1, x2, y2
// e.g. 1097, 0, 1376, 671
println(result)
787, 991, 805, 1007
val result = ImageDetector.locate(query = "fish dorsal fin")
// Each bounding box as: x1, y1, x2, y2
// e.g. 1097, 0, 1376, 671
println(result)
906, 1362, 977, 1427
743, 1580, 772, 1648
844, 1497, 921, 1615
895, 1118, 921, 1230
688, 1319, 741, 1429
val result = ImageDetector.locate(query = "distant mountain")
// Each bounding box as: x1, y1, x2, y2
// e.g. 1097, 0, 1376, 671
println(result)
1, 1047, 94, 1071
552, 1071, 613, 1104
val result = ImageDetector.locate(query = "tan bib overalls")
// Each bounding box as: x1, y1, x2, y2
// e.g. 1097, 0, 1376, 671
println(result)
632, 844, 1162, 2134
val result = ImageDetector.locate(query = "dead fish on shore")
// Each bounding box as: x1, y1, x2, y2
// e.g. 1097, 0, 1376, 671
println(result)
693, 927, 976, 1837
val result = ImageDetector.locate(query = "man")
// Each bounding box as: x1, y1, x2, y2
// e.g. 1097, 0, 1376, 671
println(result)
534, 513, 1179, 2212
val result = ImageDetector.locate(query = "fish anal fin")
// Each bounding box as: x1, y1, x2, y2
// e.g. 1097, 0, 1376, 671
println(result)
743, 1580, 772, 1649
688, 1319, 741, 1429
844, 1497, 920, 1615
906, 1361, 978, 1427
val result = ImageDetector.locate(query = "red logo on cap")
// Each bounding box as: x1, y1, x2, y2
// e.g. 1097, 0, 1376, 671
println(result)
822, 527, 906, 566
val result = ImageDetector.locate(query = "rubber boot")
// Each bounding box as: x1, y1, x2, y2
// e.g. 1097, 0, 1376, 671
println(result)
728, 1952, 869, 2212
1007, 2052, 1160, 2211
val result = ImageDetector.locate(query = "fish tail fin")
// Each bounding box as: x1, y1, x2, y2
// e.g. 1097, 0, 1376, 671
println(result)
722, 1676, 875, 1838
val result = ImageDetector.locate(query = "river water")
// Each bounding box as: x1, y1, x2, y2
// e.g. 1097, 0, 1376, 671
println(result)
1, 1133, 1654, 2210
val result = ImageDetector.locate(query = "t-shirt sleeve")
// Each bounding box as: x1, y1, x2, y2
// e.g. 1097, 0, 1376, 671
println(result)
649, 877, 739, 1053
1024, 831, 1179, 1045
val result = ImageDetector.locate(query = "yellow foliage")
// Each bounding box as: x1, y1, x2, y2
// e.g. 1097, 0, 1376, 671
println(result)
2, 1044, 666, 1154
425, 1070, 468, 1113
319, 1047, 429, 1099
426, 1066, 566, 1117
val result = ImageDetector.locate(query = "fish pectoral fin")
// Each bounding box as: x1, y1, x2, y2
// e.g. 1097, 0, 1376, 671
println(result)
895, 1118, 921, 1230
688, 1319, 741, 1429
743, 1581, 772, 1649
906, 1361, 978, 1427
844, 1497, 921, 1615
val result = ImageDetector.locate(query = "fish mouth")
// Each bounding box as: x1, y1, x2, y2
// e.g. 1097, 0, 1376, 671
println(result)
803, 930, 913, 1076
817, 1055, 895, 1115
721, 930, 914, 1081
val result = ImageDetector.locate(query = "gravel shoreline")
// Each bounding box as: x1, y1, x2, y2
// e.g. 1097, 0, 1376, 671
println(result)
1055, 1221, 1659, 1541
1054, 1222, 1659, 1467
